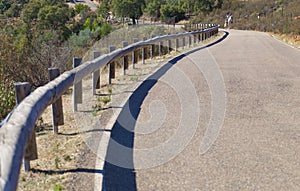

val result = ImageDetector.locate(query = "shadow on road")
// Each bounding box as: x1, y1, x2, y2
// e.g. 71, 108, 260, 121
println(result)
31, 168, 103, 175
102, 31, 229, 191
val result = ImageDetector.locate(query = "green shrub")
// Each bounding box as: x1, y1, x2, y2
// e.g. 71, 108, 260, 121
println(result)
74, 4, 90, 15
0, 80, 15, 120
69, 28, 93, 48
101, 23, 112, 38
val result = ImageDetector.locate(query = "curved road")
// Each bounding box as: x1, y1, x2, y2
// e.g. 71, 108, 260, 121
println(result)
102, 30, 300, 190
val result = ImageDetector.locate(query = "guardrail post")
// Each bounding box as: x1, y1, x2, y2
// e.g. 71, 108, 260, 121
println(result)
14, 82, 38, 171
108, 46, 116, 84
142, 37, 147, 64
48, 68, 64, 134
73, 57, 82, 112
175, 35, 179, 52
150, 35, 155, 59
92, 51, 101, 95
167, 33, 171, 54
159, 41, 163, 56
188, 35, 192, 47
182, 36, 186, 49
132, 38, 138, 69
122, 41, 128, 75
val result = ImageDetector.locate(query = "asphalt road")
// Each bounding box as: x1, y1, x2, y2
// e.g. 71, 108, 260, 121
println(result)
102, 30, 300, 190
68, 0, 97, 11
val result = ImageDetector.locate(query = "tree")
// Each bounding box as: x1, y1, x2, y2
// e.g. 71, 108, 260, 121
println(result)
37, 4, 71, 30
97, 2, 110, 21
0, 0, 11, 14
5, 4, 21, 17
196, 0, 223, 13
22, 0, 42, 25
112, 0, 145, 25
144, 0, 165, 18
160, 4, 185, 22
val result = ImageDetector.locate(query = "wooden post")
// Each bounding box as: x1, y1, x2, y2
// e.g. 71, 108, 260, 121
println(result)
158, 41, 162, 56
150, 35, 155, 59
182, 36, 185, 49
188, 35, 192, 48
108, 46, 116, 84
158, 33, 163, 56
73, 57, 82, 112
167, 33, 171, 54
14, 82, 38, 172
132, 38, 138, 69
175, 37, 179, 52
122, 41, 128, 75
142, 37, 147, 64
92, 51, 101, 95
48, 68, 64, 134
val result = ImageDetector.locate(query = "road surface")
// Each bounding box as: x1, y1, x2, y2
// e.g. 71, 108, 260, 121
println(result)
102, 30, 300, 190
68, 0, 98, 11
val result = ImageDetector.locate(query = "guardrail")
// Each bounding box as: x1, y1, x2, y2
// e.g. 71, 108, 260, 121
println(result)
0, 24, 219, 191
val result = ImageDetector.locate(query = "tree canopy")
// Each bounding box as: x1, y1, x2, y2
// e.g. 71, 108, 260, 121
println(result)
112, 0, 145, 24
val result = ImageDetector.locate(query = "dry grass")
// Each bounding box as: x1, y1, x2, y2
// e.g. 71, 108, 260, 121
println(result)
270, 33, 300, 49
17, 90, 82, 191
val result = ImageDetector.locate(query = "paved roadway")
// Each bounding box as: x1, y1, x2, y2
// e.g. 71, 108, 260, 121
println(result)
68, 0, 97, 11
102, 30, 300, 190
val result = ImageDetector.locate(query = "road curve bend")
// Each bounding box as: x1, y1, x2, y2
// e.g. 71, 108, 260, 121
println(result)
102, 30, 300, 191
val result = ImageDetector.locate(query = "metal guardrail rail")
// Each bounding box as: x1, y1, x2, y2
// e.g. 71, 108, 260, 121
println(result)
0, 24, 219, 191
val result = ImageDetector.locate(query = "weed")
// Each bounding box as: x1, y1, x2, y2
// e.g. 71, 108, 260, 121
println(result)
63, 154, 72, 162
54, 184, 64, 191
108, 88, 112, 94
92, 103, 101, 116
35, 117, 45, 132
102, 96, 111, 105
92, 109, 98, 116
55, 142, 60, 150
55, 157, 60, 169
130, 77, 137, 81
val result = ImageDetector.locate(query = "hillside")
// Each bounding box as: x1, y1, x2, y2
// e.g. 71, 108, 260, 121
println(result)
1, 0, 300, 125
196, 0, 300, 35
